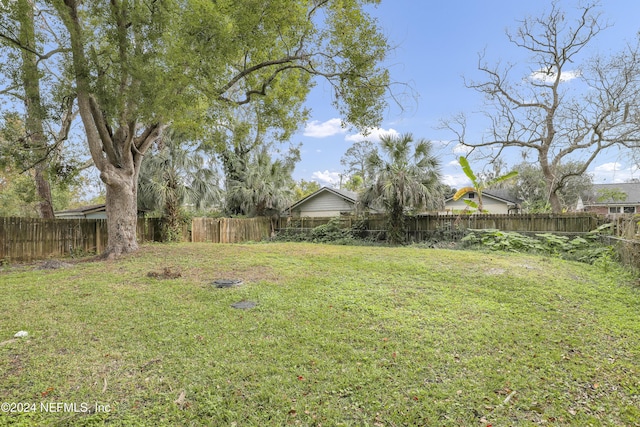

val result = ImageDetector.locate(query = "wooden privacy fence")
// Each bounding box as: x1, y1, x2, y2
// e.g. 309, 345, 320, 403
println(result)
0, 217, 162, 263
278, 213, 604, 237
191, 217, 271, 243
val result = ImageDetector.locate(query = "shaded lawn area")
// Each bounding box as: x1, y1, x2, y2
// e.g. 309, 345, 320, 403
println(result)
1, 242, 639, 426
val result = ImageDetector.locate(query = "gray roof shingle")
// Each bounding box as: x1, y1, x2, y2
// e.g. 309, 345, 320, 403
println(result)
583, 183, 640, 204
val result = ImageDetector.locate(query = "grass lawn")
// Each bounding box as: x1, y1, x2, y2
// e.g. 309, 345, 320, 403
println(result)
1, 242, 639, 426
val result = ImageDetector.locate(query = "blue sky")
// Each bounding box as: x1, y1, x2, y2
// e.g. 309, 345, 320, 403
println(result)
292, 0, 640, 188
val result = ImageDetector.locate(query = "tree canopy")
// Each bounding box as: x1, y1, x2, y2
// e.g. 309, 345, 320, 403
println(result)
506, 161, 593, 212
20, 0, 394, 256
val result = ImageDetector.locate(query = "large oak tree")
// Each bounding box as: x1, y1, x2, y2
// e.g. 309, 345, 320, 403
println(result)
444, 2, 640, 213
51, 0, 391, 257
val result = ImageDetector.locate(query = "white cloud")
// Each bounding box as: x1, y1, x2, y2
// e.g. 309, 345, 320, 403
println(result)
452, 143, 473, 155
594, 162, 621, 172
442, 173, 471, 188
303, 118, 346, 138
311, 170, 342, 186
447, 160, 460, 167
591, 162, 639, 183
529, 68, 581, 83
345, 127, 400, 143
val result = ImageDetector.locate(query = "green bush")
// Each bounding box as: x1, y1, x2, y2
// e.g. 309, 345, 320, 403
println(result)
275, 217, 377, 245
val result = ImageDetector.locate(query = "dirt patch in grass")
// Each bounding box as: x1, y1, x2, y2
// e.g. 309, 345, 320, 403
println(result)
146, 267, 182, 279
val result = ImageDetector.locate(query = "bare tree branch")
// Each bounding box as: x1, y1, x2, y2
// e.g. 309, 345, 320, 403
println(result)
443, 2, 640, 212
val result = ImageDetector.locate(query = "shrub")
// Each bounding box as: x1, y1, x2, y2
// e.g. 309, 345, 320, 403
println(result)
461, 228, 618, 268
275, 217, 377, 245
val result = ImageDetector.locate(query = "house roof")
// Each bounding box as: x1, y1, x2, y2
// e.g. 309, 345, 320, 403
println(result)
286, 186, 358, 211
54, 204, 106, 216
444, 189, 521, 205
54, 204, 151, 217
582, 183, 640, 205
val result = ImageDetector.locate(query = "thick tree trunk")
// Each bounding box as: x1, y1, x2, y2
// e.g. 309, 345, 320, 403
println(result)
34, 163, 55, 218
19, 0, 55, 219
548, 189, 562, 214
102, 166, 140, 258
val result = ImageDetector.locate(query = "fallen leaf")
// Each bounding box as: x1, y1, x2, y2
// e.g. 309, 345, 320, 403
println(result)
174, 390, 186, 408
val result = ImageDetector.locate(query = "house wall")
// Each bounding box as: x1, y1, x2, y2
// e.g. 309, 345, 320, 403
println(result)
290, 191, 356, 217
584, 204, 640, 216
443, 195, 511, 214
584, 206, 608, 215
86, 212, 108, 219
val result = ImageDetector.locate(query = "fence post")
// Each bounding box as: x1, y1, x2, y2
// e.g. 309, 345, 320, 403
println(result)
96, 220, 101, 254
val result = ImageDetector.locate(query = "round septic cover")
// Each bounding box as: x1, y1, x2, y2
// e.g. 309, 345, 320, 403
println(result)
231, 301, 257, 310
213, 279, 243, 288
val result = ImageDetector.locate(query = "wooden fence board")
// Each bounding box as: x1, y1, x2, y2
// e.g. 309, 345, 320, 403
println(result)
0, 217, 162, 263
277, 213, 605, 236
191, 217, 270, 243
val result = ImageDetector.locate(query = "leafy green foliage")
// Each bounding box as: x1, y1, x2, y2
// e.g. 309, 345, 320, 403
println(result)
596, 188, 628, 203
453, 156, 518, 213
507, 162, 594, 213
461, 228, 619, 268
226, 147, 297, 217
137, 130, 221, 241
292, 179, 321, 201
275, 217, 373, 245
47, 0, 393, 254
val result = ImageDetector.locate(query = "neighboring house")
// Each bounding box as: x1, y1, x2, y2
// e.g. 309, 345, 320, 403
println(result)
284, 186, 523, 217
54, 204, 108, 219
442, 189, 521, 214
284, 187, 362, 217
577, 183, 640, 216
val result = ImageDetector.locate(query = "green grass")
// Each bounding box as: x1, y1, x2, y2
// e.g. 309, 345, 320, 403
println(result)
1, 242, 639, 426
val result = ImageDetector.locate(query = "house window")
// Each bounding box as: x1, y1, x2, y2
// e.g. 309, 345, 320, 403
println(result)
468, 193, 475, 199
623, 206, 636, 214
609, 207, 621, 214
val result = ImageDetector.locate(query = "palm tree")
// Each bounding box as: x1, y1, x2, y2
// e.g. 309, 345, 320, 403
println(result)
226, 147, 296, 217
360, 133, 444, 244
138, 131, 221, 240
